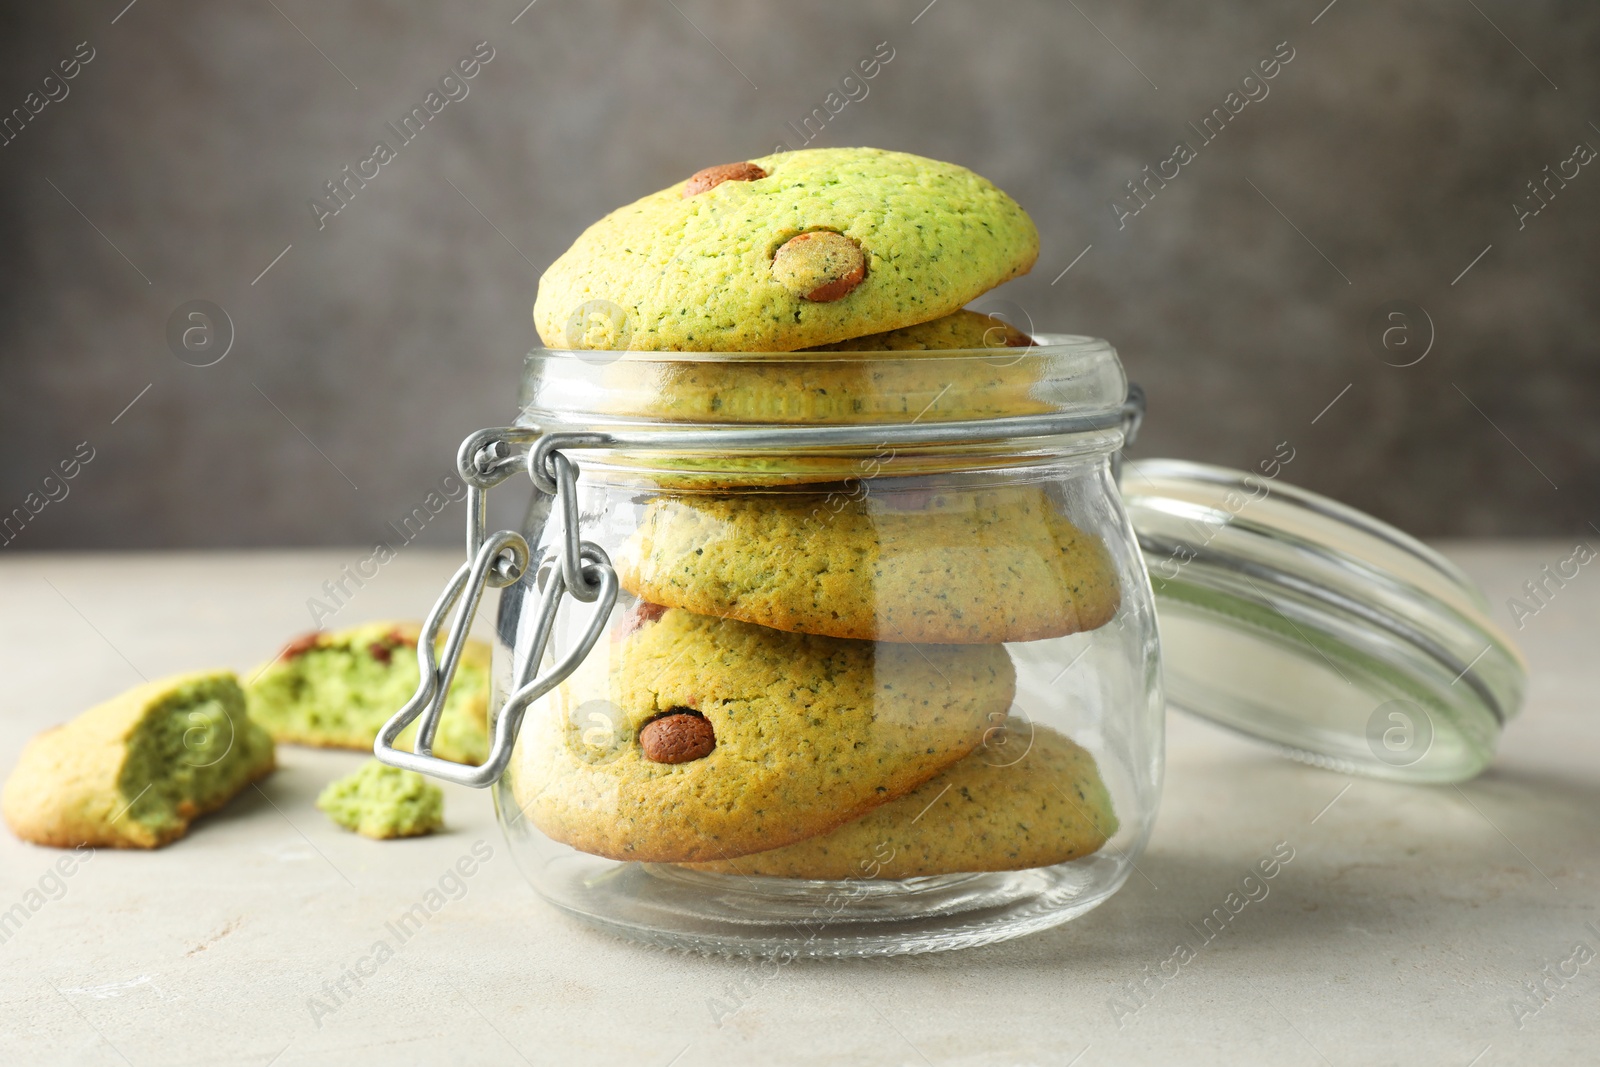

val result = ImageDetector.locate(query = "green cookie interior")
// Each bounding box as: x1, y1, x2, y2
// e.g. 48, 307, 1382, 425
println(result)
119, 672, 277, 844
247, 623, 490, 765
317, 759, 444, 840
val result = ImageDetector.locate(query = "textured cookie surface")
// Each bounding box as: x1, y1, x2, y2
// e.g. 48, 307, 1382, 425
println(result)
681, 721, 1117, 878
509, 607, 1015, 863
533, 147, 1039, 352
617, 485, 1122, 644
247, 621, 491, 765
3, 671, 276, 849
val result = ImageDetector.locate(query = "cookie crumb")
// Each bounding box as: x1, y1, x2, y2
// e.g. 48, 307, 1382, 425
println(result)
317, 759, 444, 840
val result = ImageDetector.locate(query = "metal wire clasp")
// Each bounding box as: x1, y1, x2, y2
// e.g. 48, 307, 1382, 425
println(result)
374, 428, 618, 787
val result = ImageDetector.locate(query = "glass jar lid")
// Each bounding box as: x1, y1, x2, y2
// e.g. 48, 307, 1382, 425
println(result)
1123, 458, 1525, 783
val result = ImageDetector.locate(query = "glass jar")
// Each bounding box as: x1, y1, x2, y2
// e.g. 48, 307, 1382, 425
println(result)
379, 335, 1163, 957
375, 332, 1525, 958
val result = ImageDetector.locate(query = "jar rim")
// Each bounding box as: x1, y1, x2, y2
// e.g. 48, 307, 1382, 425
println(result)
518, 333, 1128, 431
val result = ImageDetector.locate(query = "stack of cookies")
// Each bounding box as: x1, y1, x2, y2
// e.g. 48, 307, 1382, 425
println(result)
513, 148, 1122, 878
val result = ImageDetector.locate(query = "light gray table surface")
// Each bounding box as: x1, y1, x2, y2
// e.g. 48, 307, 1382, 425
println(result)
0, 546, 1594, 1066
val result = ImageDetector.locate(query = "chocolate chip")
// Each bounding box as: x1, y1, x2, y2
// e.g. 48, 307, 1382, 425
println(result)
367, 629, 417, 664
639, 711, 716, 764
618, 602, 669, 639
682, 162, 767, 198
278, 632, 321, 660
771, 231, 866, 302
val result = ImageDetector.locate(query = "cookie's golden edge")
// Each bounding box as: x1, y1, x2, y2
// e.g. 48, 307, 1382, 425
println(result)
677, 722, 1118, 879
616, 488, 1123, 645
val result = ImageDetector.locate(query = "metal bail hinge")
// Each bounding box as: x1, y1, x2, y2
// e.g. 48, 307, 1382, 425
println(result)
374, 428, 618, 788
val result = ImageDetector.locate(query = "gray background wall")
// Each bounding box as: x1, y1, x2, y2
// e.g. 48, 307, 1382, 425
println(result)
1, 0, 1596, 550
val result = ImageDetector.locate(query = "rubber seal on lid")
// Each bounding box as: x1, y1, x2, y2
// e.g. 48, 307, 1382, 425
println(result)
1124, 459, 1526, 783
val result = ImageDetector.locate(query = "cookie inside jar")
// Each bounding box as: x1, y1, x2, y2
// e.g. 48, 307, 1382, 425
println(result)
506, 465, 1134, 879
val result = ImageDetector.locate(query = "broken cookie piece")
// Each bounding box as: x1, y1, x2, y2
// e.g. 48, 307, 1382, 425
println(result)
317, 759, 444, 840
247, 621, 491, 766
2, 671, 276, 849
